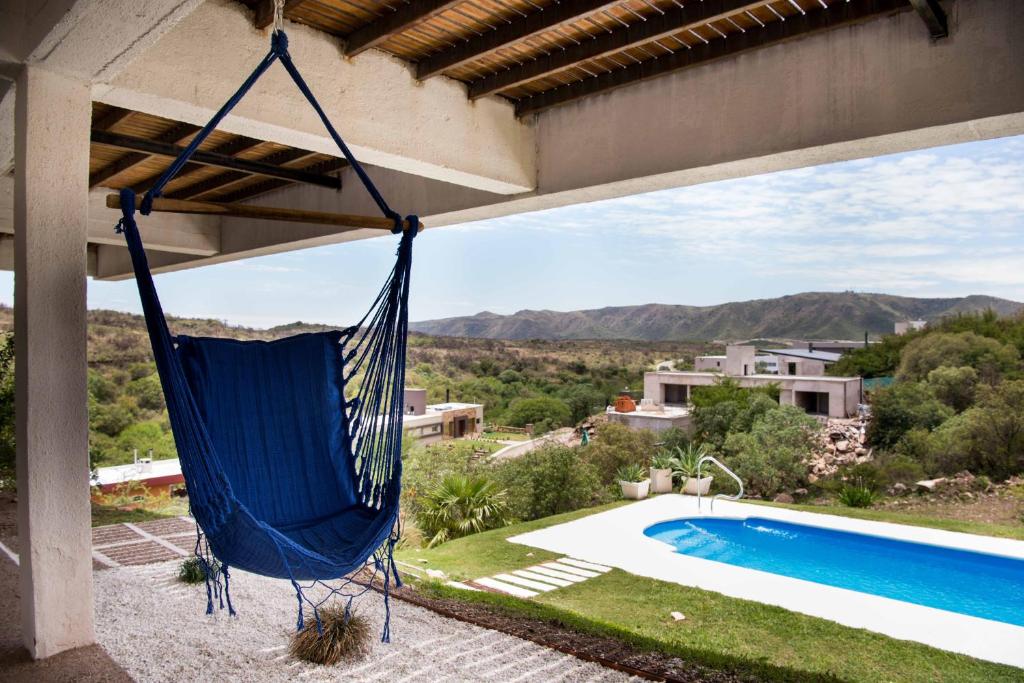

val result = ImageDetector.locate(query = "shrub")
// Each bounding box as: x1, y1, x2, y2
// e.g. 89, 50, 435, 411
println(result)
401, 440, 483, 517
954, 380, 1024, 478
658, 427, 690, 452
505, 396, 572, 429
926, 365, 979, 413
115, 421, 177, 461
897, 331, 1019, 384
722, 406, 817, 497
838, 485, 875, 508
875, 452, 927, 486
492, 445, 604, 521
867, 382, 952, 450
126, 373, 166, 412
290, 607, 371, 665
581, 422, 657, 484
415, 475, 510, 548
691, 379, 781, 450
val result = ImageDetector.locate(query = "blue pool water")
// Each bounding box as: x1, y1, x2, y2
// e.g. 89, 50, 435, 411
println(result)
644, 517, 1024, 626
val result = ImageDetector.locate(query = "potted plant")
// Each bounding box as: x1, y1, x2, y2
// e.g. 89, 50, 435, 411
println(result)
616, 464, 650, 500
649, 451, 674, 494
670, 444, 713, 496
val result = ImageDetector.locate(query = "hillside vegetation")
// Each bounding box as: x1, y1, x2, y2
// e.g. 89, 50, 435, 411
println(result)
409, 292, 1022, 341
0, 305, 712, 470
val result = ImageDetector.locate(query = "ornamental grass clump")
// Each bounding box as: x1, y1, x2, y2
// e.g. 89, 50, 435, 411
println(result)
289, 606, 372, 665
178, 556, 211, 584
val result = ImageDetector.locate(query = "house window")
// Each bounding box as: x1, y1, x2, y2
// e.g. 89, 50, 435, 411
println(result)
476, 418, 481, 424
788, 362, 797, 375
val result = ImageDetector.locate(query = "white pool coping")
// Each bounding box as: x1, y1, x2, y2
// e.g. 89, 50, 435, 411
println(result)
508, 495, 1024, 669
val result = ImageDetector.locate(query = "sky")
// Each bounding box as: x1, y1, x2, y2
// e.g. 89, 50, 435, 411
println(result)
2, 135, 1023, 329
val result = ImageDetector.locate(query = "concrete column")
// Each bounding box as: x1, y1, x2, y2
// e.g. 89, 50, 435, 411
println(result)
14, 65, 94, 658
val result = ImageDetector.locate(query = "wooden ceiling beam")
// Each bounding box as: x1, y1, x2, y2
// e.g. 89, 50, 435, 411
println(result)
515, 0, 908, 117
211, 157, 348, 203
91, 130, 343, 189
253, 0, 313, 30
468, 0, 766, 99
91, 106, 135, 132
166, 149, 331, 200
908, 0, 947, 39
131, 136, 266, 194
416, 0, 622, 81
344, 0, 466, 57
89, 122, 200, 188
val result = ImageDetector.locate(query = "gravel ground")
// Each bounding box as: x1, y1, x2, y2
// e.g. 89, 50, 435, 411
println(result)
94, 561, 636, 682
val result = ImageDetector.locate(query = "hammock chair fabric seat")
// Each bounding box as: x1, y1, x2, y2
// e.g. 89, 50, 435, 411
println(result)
176, 332, 398, 581
113, 28, 417, 635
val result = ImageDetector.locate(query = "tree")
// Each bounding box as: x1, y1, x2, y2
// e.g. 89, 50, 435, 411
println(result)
690, 379, 781, 450
897, 332, 1019, 384
581, 421, 657, 484
560, 384, 606, 424
505, 396, 572, 429
957, 381, 1024, 478
722, 406, 817, 497
867, 382, 953, 450
416, 475, 510, 547
126, 373, 166, 412
491, 445, 603, 521
926, 365, 978, 412
114, 421, 177, 463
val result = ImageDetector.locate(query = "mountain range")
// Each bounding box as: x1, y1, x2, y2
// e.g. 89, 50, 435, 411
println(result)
409, 292, 1023, 341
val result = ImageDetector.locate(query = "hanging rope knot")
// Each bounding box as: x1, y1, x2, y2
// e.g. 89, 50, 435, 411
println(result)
271, 29, 289, 56
114, 218, 126, 235
405, 214, 420, 238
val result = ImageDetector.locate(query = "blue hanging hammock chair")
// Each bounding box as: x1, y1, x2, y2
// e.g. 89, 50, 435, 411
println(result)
114, 29, 417, 639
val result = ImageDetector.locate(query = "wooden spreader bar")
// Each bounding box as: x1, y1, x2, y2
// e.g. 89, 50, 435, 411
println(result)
107, 194, 423, 233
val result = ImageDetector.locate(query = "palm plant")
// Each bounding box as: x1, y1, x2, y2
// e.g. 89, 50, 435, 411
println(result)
615, 463, 647, 483
416, 475, 510, 548
669, 443, 708, 485
651, 450, 675, 470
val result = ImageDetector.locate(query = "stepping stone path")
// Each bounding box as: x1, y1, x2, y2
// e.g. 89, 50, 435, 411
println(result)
91, 516, 196, 569
465, 558, 611, 598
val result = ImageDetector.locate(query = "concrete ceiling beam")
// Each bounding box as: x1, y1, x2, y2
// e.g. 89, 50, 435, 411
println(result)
92, 0, 536, 196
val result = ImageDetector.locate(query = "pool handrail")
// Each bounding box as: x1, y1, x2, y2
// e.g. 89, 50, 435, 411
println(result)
696, 454, 744, 513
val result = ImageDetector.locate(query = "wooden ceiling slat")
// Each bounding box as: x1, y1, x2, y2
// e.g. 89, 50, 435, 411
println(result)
131, 137, 266, 194
168, 149, 324, 200
91, 130, 343, 190
92, 106, 135, 132
514, 0, 906, 116
89, 122, 201, 188
416, 0, 622, 79
344, 0, 468, 56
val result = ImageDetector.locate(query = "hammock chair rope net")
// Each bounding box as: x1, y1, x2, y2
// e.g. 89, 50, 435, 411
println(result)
115, 25, 418, 640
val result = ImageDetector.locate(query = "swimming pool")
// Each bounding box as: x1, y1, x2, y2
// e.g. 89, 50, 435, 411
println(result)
644, 516, 1024, 626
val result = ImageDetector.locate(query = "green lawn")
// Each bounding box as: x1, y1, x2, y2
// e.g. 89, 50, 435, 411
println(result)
480, 431, 530, 441
90, 498, 189, 527
748, 499, 1024, 541
396, 501, 1023, 683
